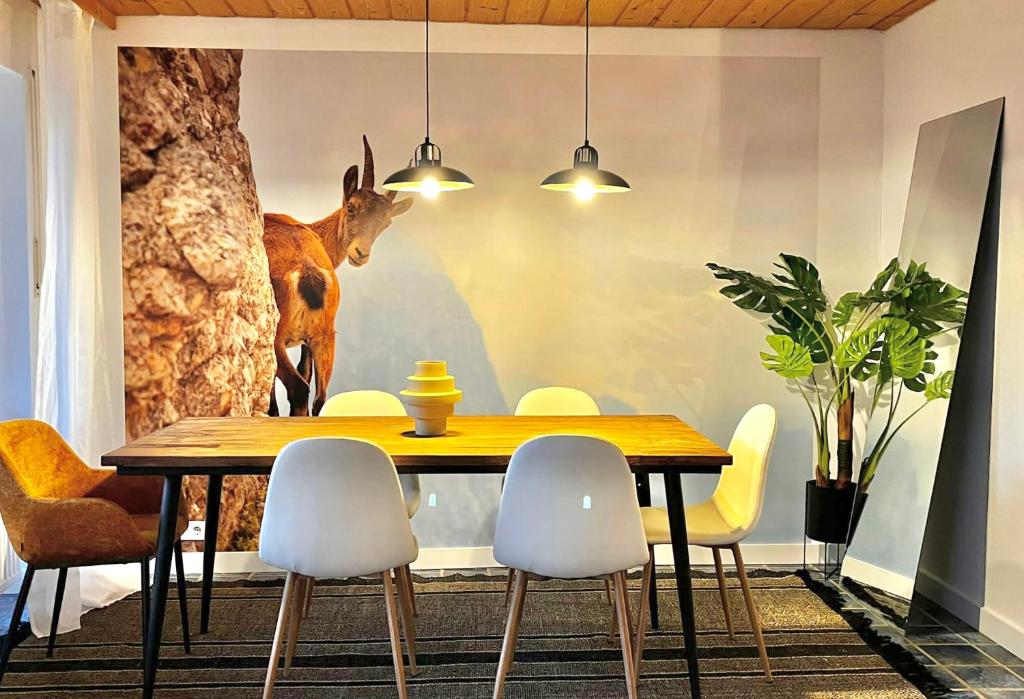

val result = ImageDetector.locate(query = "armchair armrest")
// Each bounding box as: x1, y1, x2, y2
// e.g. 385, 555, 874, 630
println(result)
83, 472, 168, 515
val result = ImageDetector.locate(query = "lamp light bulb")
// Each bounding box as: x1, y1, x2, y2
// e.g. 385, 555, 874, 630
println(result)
420, 176, 440, 199
574, 177, 595, 201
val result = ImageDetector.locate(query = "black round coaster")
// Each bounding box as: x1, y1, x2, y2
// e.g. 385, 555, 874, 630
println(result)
400, 430, 460, 439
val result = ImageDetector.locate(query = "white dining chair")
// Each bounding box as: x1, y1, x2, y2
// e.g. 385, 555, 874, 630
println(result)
493, 435, 650, 699
633, 404, 777, 681
319, 390, 421, 615
507, 386, 610, 606
514, 386, 600, 417
258, 437, 419, 699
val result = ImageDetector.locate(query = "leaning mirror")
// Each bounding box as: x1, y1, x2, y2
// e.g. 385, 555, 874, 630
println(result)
841, 98, 1004, 627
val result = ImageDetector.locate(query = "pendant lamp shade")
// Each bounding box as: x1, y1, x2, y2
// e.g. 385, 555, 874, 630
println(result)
382, 140, 474, 196
540, 143, 630, 197
540, 0, 629, 199
382, 0, 473, 198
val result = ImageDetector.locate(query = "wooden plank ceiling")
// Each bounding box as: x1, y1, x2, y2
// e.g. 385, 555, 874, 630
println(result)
84, 0, 938, 34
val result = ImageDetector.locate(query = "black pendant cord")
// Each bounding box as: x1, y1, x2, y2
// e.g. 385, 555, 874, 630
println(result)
425, 0, 430, 142
583, 0, 589, 145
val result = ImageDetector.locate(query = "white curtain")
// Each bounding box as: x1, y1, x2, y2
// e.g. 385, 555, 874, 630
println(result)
28, 0, 137, 638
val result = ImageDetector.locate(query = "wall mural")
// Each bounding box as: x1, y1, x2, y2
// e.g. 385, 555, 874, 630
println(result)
120, 46, 825, 551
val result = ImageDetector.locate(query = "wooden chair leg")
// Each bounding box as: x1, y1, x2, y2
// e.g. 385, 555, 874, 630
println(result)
173, 541, 191, 654
493, 569, 527, 699
612, 571, 639, 699
284, 576, 307, 673
382, 571, 409, 699
0, 565, 34, 681
394, 568, 419, 675
46, 568, 69, 658
402, 565, 417, 617
633, 558, 653, 681
263, 572, 296, 699
302, 578, 315, 619
607, 575, 618, 644
712, 547, 735, 640
504, 568, 515, 607
604, 578, 614, 606
732, 544, 772, 681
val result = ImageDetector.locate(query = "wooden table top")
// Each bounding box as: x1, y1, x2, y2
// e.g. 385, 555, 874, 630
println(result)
102, 415, 732, 476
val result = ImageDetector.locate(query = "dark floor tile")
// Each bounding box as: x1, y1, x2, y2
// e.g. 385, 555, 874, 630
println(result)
950, 666, 1024, 689
980, 646, 1024, 667
909, 628, 971, 644
920, 644, 999, 665
961, 631, 997, 644
930, 665, 970, 689
979, 690, 1024, 698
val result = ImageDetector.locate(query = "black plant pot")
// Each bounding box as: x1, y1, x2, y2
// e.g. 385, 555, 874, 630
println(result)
805, 479, 868, 544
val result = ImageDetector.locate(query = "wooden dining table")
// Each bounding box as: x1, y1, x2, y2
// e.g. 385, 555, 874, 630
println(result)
102, 414, 732, 698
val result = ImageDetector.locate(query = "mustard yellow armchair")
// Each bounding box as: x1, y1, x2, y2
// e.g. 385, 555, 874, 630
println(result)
0, 419, 191, 682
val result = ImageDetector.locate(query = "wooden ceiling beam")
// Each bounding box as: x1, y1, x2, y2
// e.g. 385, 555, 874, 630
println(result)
71, 0, 936, 28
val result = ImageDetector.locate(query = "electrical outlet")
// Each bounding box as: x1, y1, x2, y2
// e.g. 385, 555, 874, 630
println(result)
181, 520, 205, 542
428, 493, 438, 508
582, 495, 592, 510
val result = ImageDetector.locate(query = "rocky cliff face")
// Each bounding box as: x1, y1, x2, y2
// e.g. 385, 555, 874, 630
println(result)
119, 48, 277, 549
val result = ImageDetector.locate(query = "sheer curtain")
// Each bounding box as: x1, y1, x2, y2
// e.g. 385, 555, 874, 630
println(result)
28, 0, 136, 638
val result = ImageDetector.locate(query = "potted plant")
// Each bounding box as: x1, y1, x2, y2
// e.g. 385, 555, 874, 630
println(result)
707, 255, 966, 545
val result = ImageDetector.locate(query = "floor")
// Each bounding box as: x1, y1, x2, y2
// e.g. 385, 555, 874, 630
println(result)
2, 567, 1022, 698
824, 574, 1024, 698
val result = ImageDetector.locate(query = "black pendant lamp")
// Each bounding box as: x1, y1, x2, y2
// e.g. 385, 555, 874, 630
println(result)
540, 0, 630, 200
383, 0, 474, 198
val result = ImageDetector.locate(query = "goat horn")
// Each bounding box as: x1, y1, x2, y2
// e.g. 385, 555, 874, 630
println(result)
361, 134, 374, 190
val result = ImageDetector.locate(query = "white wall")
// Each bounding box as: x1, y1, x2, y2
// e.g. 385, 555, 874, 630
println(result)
92, 17, 884, 559
0, 0, 38, 422
881, 0, 1024, 658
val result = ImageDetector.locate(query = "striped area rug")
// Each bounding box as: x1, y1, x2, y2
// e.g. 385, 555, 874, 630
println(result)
1, 570, 944, 697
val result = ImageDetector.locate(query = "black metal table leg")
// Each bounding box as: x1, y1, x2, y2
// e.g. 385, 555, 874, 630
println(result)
142, 475, 182, 699
664, 472, 701, 698
200, 474, 223, 634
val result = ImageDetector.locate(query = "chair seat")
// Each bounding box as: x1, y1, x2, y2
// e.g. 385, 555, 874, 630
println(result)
131, 514, 189, 548
641, 501, 744, 547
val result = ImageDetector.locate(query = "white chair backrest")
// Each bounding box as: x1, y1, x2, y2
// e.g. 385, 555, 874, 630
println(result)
494, 435, 649, 579
321, 390, 406, 417
259, 437, 417, 578
514, 387, 600, 416
319, 390, 420, 512
711, 404, 777, 537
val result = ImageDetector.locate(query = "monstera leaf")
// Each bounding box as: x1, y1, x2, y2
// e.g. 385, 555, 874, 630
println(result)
889, 278, 968, 338
769, 307, 833, 364
882, 319, 927, 380
760, 335, 814, 379
772, 254, 828, 317
836, 319, 885, 380
706, 263, 786, 315
925, 370, 955, 401
904, 346, 939, 393
832, 292, 862, 328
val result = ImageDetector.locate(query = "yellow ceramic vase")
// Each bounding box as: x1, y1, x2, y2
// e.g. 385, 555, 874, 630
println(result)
400, 361, 463, 436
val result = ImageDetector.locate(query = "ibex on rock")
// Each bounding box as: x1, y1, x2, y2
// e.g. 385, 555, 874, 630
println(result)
263, 136, 413, 416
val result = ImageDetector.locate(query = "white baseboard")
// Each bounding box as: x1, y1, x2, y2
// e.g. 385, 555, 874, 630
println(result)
180, 542, 816, 578
842, 556, 915, 599
980, 605, 1024, 662
914, 568, 981, 627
